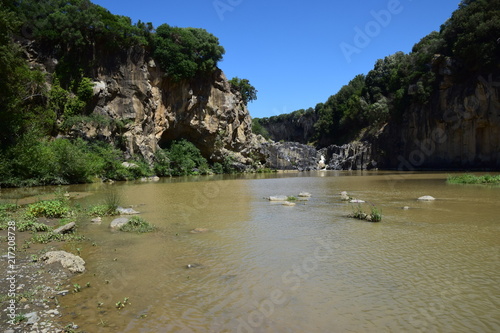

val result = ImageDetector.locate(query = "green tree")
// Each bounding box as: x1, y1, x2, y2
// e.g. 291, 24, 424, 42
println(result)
229, 77, 258, 105
153, 24, 225, 80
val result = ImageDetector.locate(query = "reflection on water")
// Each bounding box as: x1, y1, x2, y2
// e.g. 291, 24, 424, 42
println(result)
2, 171, 499, 332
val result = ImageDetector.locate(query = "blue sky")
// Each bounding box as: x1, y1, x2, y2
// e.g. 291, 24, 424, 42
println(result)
91, 0, 461, 118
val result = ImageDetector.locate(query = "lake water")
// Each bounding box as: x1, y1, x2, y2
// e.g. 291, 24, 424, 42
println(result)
4, 171, 500, 332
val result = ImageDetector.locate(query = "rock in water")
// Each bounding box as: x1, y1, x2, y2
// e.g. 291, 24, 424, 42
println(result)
190, 228, 210, 234
110, 217, 129, 229
116, 207, 140, 215
268, 196, 288, 201
41, 251, 85, 273
350, 199, 365, 203
418, 196, 436, 201
53, 222, 75, 234
282, 202, 296, 206
298, 192, 312, 197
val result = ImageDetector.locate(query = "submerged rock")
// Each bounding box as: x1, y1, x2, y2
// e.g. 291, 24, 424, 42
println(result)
418, 196, 436, 201
41, 251, 85, 274
350, 199, 365, 203
186, 263, 204, 269
190, 228, 210, 234
282, 201, 296, 206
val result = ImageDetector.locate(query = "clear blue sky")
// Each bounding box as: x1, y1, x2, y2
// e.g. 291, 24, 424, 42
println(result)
91, 0, 460, 118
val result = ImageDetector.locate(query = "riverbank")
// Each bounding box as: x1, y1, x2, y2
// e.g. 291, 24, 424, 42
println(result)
0, 197, 94, 332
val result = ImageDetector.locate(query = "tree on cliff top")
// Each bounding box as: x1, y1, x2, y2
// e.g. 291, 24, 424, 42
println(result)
229, 77, 258, 105
153, 24, 225, 81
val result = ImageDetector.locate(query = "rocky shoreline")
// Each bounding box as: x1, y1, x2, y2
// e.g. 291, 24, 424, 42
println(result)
0, 250, 80, 333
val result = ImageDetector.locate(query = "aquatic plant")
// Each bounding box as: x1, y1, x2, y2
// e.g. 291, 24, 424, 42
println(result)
119, 216, 155, 233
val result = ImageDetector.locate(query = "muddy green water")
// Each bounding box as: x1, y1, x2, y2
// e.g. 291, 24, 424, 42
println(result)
4, 171, 500, 332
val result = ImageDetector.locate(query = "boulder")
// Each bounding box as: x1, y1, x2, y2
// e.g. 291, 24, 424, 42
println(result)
298, 192, 312, 197
116, 207, 140, 215
53, 222, 75, 234
418, 196, 436, 201
110, 217, 129, 229
41, 251, 85, 274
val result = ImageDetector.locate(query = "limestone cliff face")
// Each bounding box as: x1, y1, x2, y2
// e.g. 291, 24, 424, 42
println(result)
84, 48, 256, 163
259, 112, 318, 143
379, 57, 500, 170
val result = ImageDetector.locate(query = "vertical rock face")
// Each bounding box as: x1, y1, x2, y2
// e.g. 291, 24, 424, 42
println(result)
379, 61, 500, 170
87, 48, 254, 163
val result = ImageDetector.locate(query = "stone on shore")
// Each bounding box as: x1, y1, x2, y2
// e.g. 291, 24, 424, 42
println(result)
41, 251, 85, 274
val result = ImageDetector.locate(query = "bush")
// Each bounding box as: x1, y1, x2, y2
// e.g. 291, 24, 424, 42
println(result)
163, 139, 210, 176
119, 216, 155, 233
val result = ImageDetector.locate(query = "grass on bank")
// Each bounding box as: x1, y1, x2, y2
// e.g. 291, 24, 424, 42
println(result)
447, 174, 500, 185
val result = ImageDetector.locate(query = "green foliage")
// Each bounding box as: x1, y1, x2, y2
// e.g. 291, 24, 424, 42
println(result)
28, 231, 85, 244
440, 0, 500, 72
25, 199, 70, 218
229, 77, 258, 105
119, 216, 155, 233
17, 220, 50, 232
251, 118, 270, 139
370, 206, 383, 222
447, 174, 500, 185
156, 139, 210, 176
153, 24, 225, 80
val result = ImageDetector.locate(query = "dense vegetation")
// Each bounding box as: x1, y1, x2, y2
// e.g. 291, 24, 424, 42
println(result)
0, 0, 254, 187
255, 0, 500, 147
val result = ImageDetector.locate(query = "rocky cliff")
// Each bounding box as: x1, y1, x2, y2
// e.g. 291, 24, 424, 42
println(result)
66, 47, 260, 165
379, 57, 500, 170
258, 111, 318, 143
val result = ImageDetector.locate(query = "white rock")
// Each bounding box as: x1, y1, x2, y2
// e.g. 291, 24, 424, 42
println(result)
418, 196, 436, 201
350, 199, 365, 203
298, 192, 312, 197
283, 202, 296, 206
268, 196, 288, 201
41, 251, 85, 274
